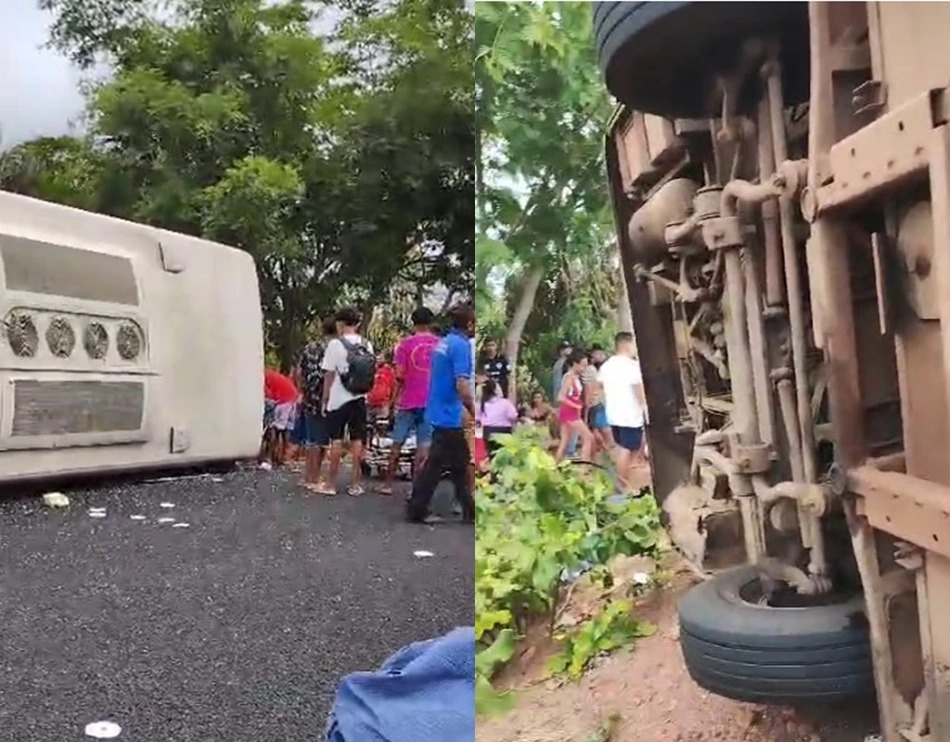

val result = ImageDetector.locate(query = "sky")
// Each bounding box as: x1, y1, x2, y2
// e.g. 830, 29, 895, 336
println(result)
0, 0, 474, 149
0, 0, 85, 147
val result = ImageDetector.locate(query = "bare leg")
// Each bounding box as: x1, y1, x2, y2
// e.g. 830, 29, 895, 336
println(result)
304, 445, 327, 486
349, 441, 364, 489
381, 443, 402, 494
555, 428, 571, 461
615, 447, 633, 491
574, 422, 595, 462
323, 441, 344, 494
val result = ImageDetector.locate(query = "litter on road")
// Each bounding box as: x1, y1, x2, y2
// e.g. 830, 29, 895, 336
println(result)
159, 502, 175, 509
88, 511, 107, 519
172, 522, 190, 528
42, 492, 70, 509
413, 550, 434, 558
129, 515, 146, 521
157, 517, 175, 524
84, 720, 122, 738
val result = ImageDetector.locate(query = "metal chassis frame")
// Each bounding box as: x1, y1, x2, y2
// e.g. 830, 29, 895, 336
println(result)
809, 3, 950, 740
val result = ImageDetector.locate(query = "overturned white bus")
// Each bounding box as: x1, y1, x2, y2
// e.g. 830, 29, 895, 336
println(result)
0, 191, 263, 482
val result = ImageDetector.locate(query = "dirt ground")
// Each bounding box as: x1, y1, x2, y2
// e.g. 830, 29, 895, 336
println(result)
477, 556, 880, 742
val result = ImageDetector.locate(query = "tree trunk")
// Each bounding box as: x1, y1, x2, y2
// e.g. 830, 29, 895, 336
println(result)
504, 265, 544, 402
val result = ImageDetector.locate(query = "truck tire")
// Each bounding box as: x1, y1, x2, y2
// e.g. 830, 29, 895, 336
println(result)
591, 2, 809, 118
678, 566, 876, 704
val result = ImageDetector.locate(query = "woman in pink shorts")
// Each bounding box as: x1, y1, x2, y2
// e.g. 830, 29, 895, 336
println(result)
556, 349, 594, 461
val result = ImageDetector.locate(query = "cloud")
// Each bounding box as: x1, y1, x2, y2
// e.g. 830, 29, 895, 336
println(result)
0, 0, 84, 147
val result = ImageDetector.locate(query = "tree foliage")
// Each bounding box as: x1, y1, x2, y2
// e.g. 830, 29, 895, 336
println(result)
9, 0, 473, 367
475, 2, 619, 393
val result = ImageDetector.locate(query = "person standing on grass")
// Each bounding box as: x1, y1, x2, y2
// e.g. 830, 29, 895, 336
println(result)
319, 307, 376, 497
477, 378, 518, 460
599, 331, 648, 491
555, 349, 594, 462
583, 345, 614, 458
380, 307, 439, 496
407, 304, 476, 524
551, 339, 573, 403
297, 317, 337, 493
479, 339, 511, 398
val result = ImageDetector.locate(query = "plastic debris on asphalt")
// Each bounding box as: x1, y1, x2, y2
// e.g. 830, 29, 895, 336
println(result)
413, 550, 434, 558
88, 510, 107, 518
157, 517, 175, 524
129, 515, 146, 521
84, 720, 122, 738
159, 502, 175, 509
42, 492, 70, 509
172, 522, 190, 528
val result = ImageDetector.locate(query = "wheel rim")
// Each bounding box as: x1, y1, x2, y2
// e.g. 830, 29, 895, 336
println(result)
738, 577, 858, 609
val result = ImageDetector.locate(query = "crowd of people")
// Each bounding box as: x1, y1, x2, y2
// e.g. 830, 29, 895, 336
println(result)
261, 304, 477, 524
474, 332, 648, 492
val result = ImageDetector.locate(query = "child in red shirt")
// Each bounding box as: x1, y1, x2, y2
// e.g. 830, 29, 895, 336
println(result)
367, 355, 396, 417
263, 368, 300, 465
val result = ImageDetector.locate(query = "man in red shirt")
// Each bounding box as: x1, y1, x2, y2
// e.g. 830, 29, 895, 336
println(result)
263, 368, 300, 465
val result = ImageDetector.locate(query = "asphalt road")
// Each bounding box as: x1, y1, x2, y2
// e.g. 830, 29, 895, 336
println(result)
0, 466, 474, 741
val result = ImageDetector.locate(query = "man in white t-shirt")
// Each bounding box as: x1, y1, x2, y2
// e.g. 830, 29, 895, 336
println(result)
598, 331, 647, 490
319, 307, 375, 496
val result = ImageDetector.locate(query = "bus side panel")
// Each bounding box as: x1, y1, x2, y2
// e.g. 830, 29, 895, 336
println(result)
0, 192, 263, 480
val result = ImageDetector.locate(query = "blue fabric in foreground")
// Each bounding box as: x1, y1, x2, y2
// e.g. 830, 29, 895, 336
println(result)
326, 626, 475, 742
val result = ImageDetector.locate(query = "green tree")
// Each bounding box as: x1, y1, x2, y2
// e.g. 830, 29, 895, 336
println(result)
18, 0, 473, 367
475, 2, 616, 396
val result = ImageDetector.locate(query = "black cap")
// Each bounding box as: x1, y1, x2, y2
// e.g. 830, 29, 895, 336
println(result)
559, 339, 573, 349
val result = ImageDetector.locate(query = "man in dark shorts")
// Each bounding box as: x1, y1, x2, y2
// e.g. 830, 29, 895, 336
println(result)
599, 332, 648, 491
320, 307, 375, 496
407, 304, 476, 524
297, 317, 337, 492
583, 344, 613, 455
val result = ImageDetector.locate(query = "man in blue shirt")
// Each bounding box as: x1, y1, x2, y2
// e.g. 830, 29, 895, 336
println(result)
407, 304, 476, 524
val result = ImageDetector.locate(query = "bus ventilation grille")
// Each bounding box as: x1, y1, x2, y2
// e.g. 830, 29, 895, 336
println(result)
117, 323, 143, 361
84, 322, 109, 360
11, 380, 144, 436
46, 317, 76, 358
4, 312, 38, 358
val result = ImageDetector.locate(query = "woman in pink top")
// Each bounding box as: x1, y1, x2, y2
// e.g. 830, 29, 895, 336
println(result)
477, 379, 518, 459
556, 349, 594, 462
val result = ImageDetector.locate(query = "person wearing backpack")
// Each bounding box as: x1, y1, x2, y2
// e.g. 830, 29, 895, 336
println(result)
319, 307, 376, 496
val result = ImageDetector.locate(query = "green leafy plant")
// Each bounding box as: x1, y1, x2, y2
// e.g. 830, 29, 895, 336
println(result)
547, 600, 655, 679
475, 431, 661, 714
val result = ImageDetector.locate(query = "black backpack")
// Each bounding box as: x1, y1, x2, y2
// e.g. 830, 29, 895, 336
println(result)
340, 338, 377, 394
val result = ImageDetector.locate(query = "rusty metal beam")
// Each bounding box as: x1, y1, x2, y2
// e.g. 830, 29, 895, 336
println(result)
849, 467, 950, 559
816, 89, 949, 212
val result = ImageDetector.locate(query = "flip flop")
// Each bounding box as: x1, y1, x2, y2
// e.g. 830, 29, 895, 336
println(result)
309, 482, 336, 496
